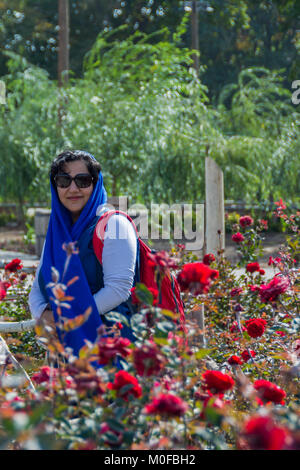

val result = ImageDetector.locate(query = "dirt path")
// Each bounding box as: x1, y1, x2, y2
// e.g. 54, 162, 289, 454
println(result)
0, 228, 288, 267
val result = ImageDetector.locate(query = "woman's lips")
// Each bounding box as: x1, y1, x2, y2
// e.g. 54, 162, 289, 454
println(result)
67, 196, 82, 201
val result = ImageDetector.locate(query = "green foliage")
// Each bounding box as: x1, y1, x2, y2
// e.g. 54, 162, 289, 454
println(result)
0, 52, 58, 219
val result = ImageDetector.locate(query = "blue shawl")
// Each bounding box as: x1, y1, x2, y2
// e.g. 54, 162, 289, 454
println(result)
40, 158, 107, 357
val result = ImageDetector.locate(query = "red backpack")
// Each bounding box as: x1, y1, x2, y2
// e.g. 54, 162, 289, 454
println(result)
92, 210, 185, 328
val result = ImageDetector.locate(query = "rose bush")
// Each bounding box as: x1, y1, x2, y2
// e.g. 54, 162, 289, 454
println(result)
0, 200, 298, 450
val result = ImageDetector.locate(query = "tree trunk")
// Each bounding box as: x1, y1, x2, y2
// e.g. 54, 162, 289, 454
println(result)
58, 0, 70, 87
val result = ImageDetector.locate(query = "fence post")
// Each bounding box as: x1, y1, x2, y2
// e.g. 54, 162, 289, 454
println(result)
34, 209, 51, 257
205, 157, 225, 256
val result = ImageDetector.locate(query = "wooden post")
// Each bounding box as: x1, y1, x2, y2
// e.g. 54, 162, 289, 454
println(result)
190, 304, 206, 348
205, 157, 225, 256
34, 209, 51, 257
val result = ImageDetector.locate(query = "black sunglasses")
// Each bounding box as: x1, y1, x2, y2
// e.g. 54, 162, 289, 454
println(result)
54, 173, 94, 189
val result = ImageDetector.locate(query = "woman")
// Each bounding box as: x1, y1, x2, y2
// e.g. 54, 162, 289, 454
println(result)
29, 150, 138, 357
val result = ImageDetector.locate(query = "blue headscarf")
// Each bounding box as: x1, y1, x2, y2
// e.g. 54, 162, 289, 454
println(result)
41, 153, 107, 357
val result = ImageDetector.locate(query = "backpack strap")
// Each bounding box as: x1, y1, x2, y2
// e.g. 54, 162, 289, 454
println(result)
93, 210, 139, 265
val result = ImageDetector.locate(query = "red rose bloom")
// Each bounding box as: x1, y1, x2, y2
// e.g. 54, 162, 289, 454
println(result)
231, 232, 245, 243
133, 342, 165, 377
202, 253, 215, 265
144, 393, 188, 417
259, 275, 289, 303
177, 262, 219, 295
268, 256, 282, 266
241, 349, 256, 362
4, 258, 23, 272
202, 370, 235, 394
240, 415, 290, 450
249, 284, 260, 293
246, 262, 261, 273
230, 287, 243, 297
130, 286, 159, 306
0, 281, 10, 301
108, 370, 142, 401
245, 318, 267, 338
32, 366, 57, 385
254, 379, 286, 405
147, 251, 178, 271
97, 336, 132, 365
228, 355, 243, 365
239, 215, 254, 227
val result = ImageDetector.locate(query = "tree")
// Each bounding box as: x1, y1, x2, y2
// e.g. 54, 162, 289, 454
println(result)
0, 52, 58, 222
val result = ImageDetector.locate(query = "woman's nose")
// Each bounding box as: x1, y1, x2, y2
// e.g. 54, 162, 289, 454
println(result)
68, 179, 79, 191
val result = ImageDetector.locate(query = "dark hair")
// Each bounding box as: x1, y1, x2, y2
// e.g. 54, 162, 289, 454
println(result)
50, 150, 102, 187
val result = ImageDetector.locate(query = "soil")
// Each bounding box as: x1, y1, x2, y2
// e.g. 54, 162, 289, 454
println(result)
0, 227, 288, 266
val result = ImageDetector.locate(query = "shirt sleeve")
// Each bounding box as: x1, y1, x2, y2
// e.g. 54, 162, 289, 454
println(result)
93, 213, 137, 315
28, 245, 49, 320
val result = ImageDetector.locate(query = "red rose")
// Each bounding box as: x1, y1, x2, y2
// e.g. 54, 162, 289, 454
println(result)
144, 393, 188, 417
241, 349, 256, 362
97, 336, 132, 365
202, 370, 235, 394
177, 262, 219, 295
4, 258, 23, 272
240, 415, 290, 450
99, 422, 123, 447
147, 251, 178, 271
245, 318, 267, 338
231, 232, 245, 243
254, 379, 286, 405
239, 215, 254, 228
249, 284, 260, 293
130, 286, 159, 306
230, 287, 243, 297
32, 366, 57, 385
259, 275, 289, 303
246, 262, 261, 273
228, 355, 243, 366
0, 281, 10, 301
108, 370, 142, 401
258, 219, 268, 230
202, 253, 215, 265
133, 342, 165, 377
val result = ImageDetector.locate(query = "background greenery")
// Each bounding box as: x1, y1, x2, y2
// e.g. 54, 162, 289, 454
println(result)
0, 1, 299, 221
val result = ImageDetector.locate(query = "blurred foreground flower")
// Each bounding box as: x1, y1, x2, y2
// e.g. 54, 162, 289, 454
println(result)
239, 415, 290, 450
133, 342, 165, 377
97, 336, 132, 366
144, 393, 188, 417
202, 370, 235, 394
108, 370, 142, 401
254, 379, 286, 405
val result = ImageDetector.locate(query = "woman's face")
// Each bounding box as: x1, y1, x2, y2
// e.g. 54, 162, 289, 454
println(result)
56, 160, 94, 222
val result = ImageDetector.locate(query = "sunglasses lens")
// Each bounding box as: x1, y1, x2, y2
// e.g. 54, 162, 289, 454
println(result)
55, 175, 72, 188
55, 174, 93, 188
74, 174, 93, 188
